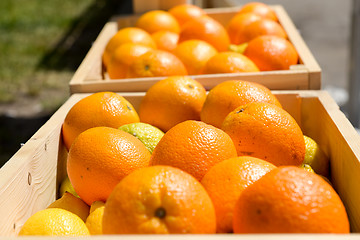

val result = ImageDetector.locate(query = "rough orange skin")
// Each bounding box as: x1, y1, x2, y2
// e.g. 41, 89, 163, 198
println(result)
67, 127, 151, 206
150, 120, 238, 181
202, 51, 259, 74
135, 10, 180, 34
107, 43, 152, 79
173, 39, 218, 75
151, 31, 179, 52
244, 35, 299, 71
103, 165, 216, 234
201, 156, 276, 233
200, 80, 282, 128
221, 102, 305, 166
102, 27, 156, 67
139, 76, 206, 132
168, 4, 207, 26
227, 13, 262, 45
62, 92, 139, 150
233, 166, 350, 233
127, 49, 187, 78
178, 16, 231, 52
237, 2, 278, 22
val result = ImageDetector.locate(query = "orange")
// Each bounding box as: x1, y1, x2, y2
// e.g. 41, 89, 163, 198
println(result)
62, 92, 139, 150
67, 126, 151, 206
227, 13, 262, 45
200, 80, 282, 128
168, 4, 207, 26
173, 39, 218, 75
221, 102, 305, 166
235, 18, 287, 45
237, 2, 278, 21
201, 156, 276, 233
178, 15, 231, 52
202, 51, 260, 74
233, 166, 350, 233
244, 35, 299, 71
103, 165, 216, 234
139, 76, 206, 132
102, 27, 156, 67
135, 10, 180, 34
151, 30, 179, 52
107, 43, 152, 79
126, 49, 187, 78
150, 120, 238, 181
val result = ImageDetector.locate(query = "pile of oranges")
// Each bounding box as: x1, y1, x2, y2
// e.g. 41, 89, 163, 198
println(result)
103, 2, 299, 79
17, 1, 349, 236
19, 75, 350, 236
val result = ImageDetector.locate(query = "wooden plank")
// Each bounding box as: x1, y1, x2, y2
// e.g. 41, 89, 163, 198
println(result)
71, 69, 309, 93
4, 234, 360, 239
0, 94, 84, 236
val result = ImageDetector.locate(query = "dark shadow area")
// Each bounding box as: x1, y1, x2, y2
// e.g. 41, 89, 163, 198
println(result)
0, 113, 52, 167
37, 0, 133, 71
0, 0, 133, 167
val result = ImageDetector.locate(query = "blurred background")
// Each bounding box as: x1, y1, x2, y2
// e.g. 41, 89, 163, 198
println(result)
0, 0, 355, 165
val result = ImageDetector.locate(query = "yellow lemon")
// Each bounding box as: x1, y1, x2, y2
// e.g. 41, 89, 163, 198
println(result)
119, 122, 164, 153
18, 208, 90, 236
59, 175, 79, 198
303, 135, 330, 177
86, 201, 105, 235
228, 43, 248, 54
299, 163, 315, 173
47, 192, 90, 222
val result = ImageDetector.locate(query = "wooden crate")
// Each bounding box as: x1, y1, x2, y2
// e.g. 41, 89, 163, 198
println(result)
69, 6, 321, 93
1, 90, 360, 238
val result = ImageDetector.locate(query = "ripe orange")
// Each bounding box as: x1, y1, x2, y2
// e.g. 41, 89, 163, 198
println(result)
126, 49, 187, 78
235, 18, 287, 44
107, 43, 152, 79
200, 80, 282, 128
67, 126, 151, 206
103, 165, 216, 234
237, 2, 278, 21
151, 30, 179, 52
233, 166, 350, 233
221, 102, 305, 166
139, 76, 206, 132
202, 51, 259, 74
135, 10, 180, 34
227, 13, 262, 45
201, 156, 276, 233
168, 4, 207, 26
62, 92, 139, 150
150, 120, 238, 181
102, 27, 156, 67
178, 15, 230, 52
244, 35, 299, 71
173, 39, 218, 75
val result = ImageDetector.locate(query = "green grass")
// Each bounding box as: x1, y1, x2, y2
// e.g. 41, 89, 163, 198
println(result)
0, 0, 133, 165
0, 0, 130, 107
0, 0, 94, 102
